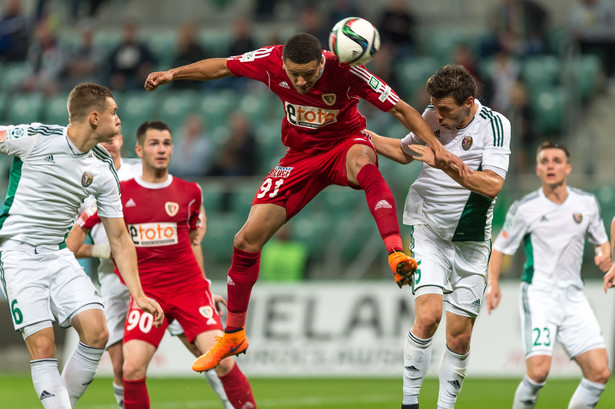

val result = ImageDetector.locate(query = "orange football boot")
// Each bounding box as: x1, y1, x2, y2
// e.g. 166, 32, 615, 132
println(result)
192, 329, 249, 372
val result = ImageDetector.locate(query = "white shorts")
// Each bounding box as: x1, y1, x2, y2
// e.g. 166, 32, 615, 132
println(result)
408, 224, 490, 317
0, 244, 103, 331
520, 282, 606, 359
99, 272, 130, 347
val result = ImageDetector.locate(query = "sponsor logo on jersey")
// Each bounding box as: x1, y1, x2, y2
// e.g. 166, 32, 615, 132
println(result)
374, 200, 392, 211
44, 154, 55, 163
378, 85, 392, 102
8, 127, 25, 139
0, 130, 6, 141
462, 136, 473, 150
125, 198, 137, 207
227, 275, 235, 286
284, 102, 339, 129
278, 81, 290, 89
321, 93, 336, 106
368, 76, 380, 91
81, 172, 93, 187
165, 201, 179, 217
268, 166, 293, 179
240, 51, 257, 62
128, 222, 178, 246
573, 213, 583, 223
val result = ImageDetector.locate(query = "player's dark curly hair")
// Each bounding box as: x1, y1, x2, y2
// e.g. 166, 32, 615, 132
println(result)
136, 120, 172, 145
426, 64, 477, 106
283, 33, 322, 64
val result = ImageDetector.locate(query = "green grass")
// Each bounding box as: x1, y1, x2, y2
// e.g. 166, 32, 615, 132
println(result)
1, 374, 614, 408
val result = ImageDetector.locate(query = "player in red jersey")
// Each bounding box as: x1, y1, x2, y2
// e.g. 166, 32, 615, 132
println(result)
70, 121, 256, 409
144, 33, 469, 371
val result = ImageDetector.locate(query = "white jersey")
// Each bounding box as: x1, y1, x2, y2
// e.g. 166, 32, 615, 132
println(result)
0, 123, 122, 247
401, 100, 511, 242
83, 158, 141, 275
493, 187, 608, 290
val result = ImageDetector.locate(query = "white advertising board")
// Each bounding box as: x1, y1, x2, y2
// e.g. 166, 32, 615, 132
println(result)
65, 281, 615, 378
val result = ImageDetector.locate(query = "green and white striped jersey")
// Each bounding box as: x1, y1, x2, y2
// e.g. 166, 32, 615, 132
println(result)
0, 123, 122, 247
493, 187, 608, 289
400, 100, 511, 242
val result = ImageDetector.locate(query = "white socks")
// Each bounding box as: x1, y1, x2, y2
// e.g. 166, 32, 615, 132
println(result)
112, 383, 124, 408
61, 341, 105, 407
30, 359, 71, 409
513, 375, 545, 409
436, 346, 470, 409
568, 377, 605, 409
204, 371, 233, 409
402, 331, 433, 405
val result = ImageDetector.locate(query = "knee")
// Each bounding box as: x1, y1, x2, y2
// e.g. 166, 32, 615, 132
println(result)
27, 337, 56, 359
122, 358, 146, 380
447, 333, 472, 355
83, 326, 109, 349
527, 367, 549, 384
233, 231, 262, 253
412, 313, 441, 338
589, 366, 610, 384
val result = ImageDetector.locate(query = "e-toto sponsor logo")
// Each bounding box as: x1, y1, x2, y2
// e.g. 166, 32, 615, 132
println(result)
128, 222, 178, 246
284, 102, 339, 129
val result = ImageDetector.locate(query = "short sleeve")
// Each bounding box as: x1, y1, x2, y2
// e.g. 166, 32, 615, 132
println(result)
0, 124, 41, 157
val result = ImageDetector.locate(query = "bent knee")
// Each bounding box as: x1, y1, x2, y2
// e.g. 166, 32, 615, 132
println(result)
83, 327, 109, 349
122, 360, 146, 380
589, 367, 610, 384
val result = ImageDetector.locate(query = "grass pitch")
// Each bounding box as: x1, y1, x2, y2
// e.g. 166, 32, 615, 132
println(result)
1, 374, 614, 408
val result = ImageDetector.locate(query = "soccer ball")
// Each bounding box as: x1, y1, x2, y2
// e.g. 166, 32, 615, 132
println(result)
328, 17, 380, 66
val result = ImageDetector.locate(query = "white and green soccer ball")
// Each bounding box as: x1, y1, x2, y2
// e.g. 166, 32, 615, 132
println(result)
328, 17, 381, 66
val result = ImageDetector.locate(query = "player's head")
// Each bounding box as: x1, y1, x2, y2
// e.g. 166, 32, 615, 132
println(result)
535, 141, 571, 188
282, 33, 324, 94
68, 83, 120, 140
100, 127, 124, 161
426, 64, 477, 130
135, 120, 173, 173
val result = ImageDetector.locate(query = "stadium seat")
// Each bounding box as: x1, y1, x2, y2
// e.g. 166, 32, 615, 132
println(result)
114, 91, 158, 151
238, 92, 272, 124
0, 62, 29, 92
395, 56, 438, 105
522, 56, 560, 99
198, 89, 236, 128
291, 213, 331, 255
531, 87, 568, 135
569, 54, 601, 101
156, 90, 199, 131
42, 93, 70, 125
92, 30, 122, 58
0, 92, 7, 121
6, 93, 44, 125
255, 121, 283, 173
147, 29, 177, 70
199, 29, 232, 57
201, 213, 243, 264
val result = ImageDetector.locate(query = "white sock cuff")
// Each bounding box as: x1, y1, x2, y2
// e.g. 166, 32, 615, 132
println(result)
408, 331, 433, 348
523, 375, 545, 390
445, 345, 470, 360
30, 358, 58, 368
580, 377, 606, 391
76, 341, 105, 361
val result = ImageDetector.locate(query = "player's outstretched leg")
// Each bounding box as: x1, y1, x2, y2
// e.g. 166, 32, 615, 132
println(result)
356, 164, 417, 286
192, 329, 249, 372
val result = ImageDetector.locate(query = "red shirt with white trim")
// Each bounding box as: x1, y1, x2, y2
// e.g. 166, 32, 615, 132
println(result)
226, 45, 399, 154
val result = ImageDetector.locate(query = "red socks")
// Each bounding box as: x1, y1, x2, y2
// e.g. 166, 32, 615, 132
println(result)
226, 247, 261, 331
219, 363, 257, 408
356, 164, 403, 252
123, 377, 149, 409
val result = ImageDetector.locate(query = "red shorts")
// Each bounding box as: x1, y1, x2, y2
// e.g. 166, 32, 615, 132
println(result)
123, 279, 222, 346
252, 133, 376, 220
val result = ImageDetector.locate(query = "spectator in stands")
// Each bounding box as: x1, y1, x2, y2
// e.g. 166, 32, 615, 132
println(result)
68, 0, 109, 21
480, 0, 549, 58
108, 21, 156, 91
170, 114, 214, 178
227, 17, 257, 57
299, 6, 329, 50
569, 0, 615, 82
260, 224, 308, 282
0, 0, 32, 62
209, 111, 257, 178
171, 21, 208, 90
328, 0, 362, 29
21, 17, 68, 96
63, 22, 105, 90
377, 0, 417, 58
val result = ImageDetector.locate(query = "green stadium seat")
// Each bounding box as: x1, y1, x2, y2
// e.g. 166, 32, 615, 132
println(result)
201, 213, 243, 264
202, 181, 226, 213
199, 30, 232, 57
0, 92, 8, 121
198, 89, 236, 128
156, 90, 199, 131
291, 213, 331, 255
569, 54, 601, 101
0, 62, 29, 92
522, 56, 560, 98
42, 93, 70, 125
92, 30, 122, 58
395, 56, 438, 104
6, 93, 44, 125
238, 92, 271, 124
147, 30, 177, 70
531, 87, 567, 135
255, 121, 283, 173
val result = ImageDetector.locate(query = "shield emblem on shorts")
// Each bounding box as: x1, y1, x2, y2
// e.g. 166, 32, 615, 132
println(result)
462, 136, 473, 151
81, 172, 93, 187
165, 202, 179, 217
322, 93, 336, 106
199, 306, 213, 319
573, 213, 583, 223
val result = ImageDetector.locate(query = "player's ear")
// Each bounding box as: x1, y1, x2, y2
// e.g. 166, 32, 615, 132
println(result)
135, 142, 143, 158
89, 110, 99, 127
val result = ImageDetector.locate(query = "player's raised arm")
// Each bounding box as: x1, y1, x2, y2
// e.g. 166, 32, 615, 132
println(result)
100, 216, 164, 327
144, 58, 232, 91
364, 129, 414, 164
389, 99, 469, 177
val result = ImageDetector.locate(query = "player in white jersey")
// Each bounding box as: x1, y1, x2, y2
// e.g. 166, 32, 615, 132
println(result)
0, 83, 163, 409
370, 65, 511, 409
487, 142, 611, 409
69, 131, 233, 409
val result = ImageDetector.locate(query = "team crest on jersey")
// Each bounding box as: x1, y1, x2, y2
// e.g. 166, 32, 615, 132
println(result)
81, 172, 93, 187
165, 202, 179, 217
573, 213, 583, 223
322, 93, 336, 106
462, 136, 473, 150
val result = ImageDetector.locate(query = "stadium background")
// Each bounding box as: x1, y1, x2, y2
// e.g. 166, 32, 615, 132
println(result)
1, 0, 614, 402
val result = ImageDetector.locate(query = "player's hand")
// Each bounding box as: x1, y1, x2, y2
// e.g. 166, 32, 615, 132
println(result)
595, 253, 612, 273
485, 282, 501, 314
433, 147, 471, 177
603, 265, 615, 293
213, 293, 227, 316
144, 71, 173, 91
407, 144, 435, 167
134, 296, 165, 327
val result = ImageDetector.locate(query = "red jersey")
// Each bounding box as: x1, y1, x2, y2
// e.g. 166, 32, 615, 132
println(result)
226, 46, 399, 154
